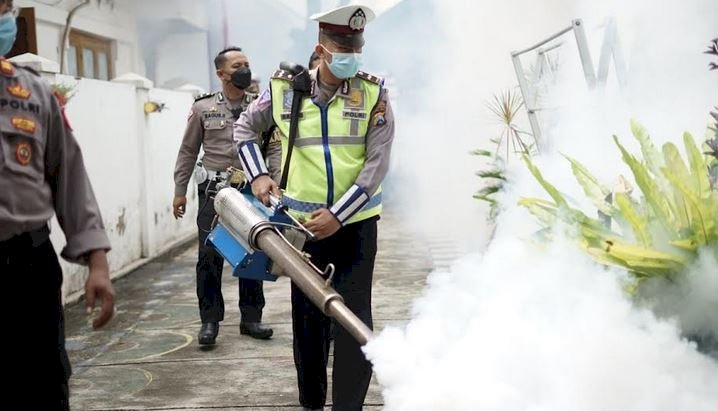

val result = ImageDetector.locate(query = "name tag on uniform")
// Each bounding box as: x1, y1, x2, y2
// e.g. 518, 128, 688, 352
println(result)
342, 110, 367, 120
202, 112, 226, 120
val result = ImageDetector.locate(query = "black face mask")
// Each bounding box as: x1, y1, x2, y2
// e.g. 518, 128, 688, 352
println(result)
231, 67, 252, 90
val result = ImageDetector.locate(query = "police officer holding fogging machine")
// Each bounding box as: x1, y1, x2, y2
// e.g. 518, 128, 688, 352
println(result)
173, 47, 273, 345
234, 5, 395, 409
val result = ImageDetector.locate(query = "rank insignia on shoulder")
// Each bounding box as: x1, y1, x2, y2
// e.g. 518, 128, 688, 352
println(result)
194, 92, 215, 102
1, 59, 15, 77
271, 69, 294, 81
356, 71, 382, 85
245, 92, 258, 104
15, 141, 32, 165
7, 84, 31, 99
11, 117, 37, 134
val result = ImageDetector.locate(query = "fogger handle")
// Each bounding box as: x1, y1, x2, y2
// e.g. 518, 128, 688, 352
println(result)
269, 194, 317, 242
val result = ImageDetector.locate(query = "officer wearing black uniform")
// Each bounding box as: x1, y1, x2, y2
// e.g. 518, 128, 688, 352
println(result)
173, 47, 273, 345
0, 1, 115, 408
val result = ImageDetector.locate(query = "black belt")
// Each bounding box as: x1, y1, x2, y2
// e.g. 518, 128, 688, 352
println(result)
0, 225, 50, 248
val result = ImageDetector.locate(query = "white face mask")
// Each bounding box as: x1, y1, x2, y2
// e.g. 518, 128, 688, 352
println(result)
322, 45, 362, 79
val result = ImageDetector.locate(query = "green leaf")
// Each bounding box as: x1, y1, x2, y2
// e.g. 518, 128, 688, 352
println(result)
476, 185, 502, 197
471, 149, 493, 157
662, 143, 693, 228
518, 197, 558, 227
683, 132, 711, 198
662, 168, 714, 245
613, 135, 676, 237
476, 170, 507, 180
631, 119, 664, 177
523, 155, 568, 208
563, 154, 613, 215
670, 238, 699, 252
614, 193, 652, 246
473, 195, 498, 205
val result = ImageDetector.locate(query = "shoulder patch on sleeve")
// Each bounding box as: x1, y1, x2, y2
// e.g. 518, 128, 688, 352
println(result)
356, 71, 382, 85
271, 69, 294, 81
194, 92, 216, 102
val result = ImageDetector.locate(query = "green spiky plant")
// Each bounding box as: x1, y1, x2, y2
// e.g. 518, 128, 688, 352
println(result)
487, 88, 535, 159
473, 89, 534, 220
520, 120, 718, 295
472, 148, 506, 221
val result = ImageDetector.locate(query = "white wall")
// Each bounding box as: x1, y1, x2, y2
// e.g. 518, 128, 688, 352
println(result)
218, 1, 306, 91
154, 31, 211, 90
131, 0, 212, 89
145, 87, 199, 251
41, 74, 199, 301
132, 0, 210, 32
16, 0, 144, 76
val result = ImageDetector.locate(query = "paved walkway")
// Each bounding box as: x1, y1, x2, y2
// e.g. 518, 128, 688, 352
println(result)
65, 209, 458, 410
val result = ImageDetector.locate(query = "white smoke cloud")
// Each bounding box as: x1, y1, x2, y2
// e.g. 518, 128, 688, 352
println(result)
366, 0, 718, 408
640, 251, 718, 338
367, 228, 718, 410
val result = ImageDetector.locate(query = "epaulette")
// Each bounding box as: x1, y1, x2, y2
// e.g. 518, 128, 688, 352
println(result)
356, 71, 382, 85
194, 92, 215, 102
271, 69, 295, 81
13, 63, 40, 77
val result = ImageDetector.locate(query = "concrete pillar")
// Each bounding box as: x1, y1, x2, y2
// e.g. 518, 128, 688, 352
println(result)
112, 73, 156, 259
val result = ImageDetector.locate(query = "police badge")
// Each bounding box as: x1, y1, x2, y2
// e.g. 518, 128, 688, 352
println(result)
348, 8, 366, 31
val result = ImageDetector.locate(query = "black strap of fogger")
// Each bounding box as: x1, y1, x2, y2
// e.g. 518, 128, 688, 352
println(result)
279, 62, 312, 190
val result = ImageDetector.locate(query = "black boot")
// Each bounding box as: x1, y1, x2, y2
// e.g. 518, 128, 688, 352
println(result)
198, 322, 219, 345
240, 322, 273, 340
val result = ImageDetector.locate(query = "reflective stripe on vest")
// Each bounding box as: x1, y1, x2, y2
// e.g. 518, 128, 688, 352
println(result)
270, 76, 382, 224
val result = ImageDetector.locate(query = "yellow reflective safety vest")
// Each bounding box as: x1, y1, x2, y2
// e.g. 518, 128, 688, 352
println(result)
270, 71, 383, 224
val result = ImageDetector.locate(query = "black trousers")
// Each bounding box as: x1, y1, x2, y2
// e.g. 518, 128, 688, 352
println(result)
196, 181, 265, 323
292, 217, 378, 411
2, 227, 71, 410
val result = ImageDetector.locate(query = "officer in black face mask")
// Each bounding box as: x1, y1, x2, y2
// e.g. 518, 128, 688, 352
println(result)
173, 47, 273, 346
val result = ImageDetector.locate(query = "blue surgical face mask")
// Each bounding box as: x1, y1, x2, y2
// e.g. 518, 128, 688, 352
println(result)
322, 46, 362, 79
0, 13, 17, 56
